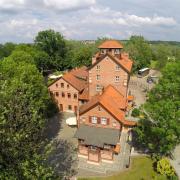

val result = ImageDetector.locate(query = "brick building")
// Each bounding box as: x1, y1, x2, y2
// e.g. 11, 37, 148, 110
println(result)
48, 40, 136, 163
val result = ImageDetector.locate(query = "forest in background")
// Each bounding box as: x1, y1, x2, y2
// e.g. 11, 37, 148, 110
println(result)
0, 29, 180, 74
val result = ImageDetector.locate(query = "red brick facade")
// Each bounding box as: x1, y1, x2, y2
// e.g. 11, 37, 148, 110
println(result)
89, 54, 129, 97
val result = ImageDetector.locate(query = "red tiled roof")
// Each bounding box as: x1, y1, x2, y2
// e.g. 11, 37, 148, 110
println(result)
98, 40, 123, 49
63, 73, 86, 92
108, 53, 133, 73
79, 84, 89, 100
48, 66, 89, 100
70, 66, 88, 79
80, 85, 136, 126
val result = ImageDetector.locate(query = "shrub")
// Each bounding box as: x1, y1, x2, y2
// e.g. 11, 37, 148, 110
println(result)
157, 158, 175, 177
131, 108, 140, 117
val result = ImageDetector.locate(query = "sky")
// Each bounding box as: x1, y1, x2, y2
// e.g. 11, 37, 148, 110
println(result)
0, 0, 180, 43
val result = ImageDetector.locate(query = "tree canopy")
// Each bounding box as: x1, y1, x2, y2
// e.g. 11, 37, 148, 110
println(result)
0, 58, 56, 179
35, 29, 66, 71
135, 61, 180, 156
125, 36, 153, 72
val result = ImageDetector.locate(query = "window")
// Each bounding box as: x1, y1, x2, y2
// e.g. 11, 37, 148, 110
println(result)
74, 93, 77, 99
115, 76, 120, 82
101, 49, 106, 54
91, 116, 97, 124
101, 117, 107, 125
96, 75, 100, 81
115, 65, 120, 71
123, 79, 127, 86
96, 84, 102, 91
68, 93, 71, 98
96, 65, 100, 70
67, 84, 69, 89
61, 83, 64, 88
62, 92, 65, 97
68, 105, 72, 110
112, 122, 117, 127
104, 144, 111, 149
98, 106, 101, 111
114, 49, 120, 54
56, 83, 58, 87
55, 92, 59, 97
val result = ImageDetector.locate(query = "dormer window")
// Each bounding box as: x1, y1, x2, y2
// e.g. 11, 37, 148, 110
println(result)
115, 49, 120, 54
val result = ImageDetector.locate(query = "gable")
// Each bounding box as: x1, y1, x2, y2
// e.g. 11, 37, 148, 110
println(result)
48, 77, 78, 93
88, 53, 132, 73
90, 54, 127, 74
81, 103, 122, 125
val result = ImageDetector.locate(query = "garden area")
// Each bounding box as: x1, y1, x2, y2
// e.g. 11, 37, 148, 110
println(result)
79, 156, 168, 180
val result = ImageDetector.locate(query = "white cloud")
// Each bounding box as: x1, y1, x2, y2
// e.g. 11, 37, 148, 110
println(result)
0, 0, 25, 9
43, 0, 96, 11
0, 1, 179, 42
126, 15, 177, 26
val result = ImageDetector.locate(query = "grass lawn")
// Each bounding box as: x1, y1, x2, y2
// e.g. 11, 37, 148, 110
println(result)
79, 156, 167, 180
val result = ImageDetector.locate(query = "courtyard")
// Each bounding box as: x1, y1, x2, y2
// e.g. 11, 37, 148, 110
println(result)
46, 112, 134, 177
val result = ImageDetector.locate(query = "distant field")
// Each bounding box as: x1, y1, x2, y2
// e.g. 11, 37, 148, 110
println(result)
79, 156, 167, 180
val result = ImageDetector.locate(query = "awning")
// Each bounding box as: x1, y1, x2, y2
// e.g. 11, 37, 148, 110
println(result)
74, 125, 120, 148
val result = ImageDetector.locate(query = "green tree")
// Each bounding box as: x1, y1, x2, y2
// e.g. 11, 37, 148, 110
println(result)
125, 35, 152, 72
135, 61, 180, 156
0, 42, 16, 60
152, 44, 173, 69
35, 29, 66, 70
6, 44, 51, 72
0, 58, 56, 179
65, 40, 95, 68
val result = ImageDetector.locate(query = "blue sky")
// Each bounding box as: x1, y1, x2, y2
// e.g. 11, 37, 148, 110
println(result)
0, 0, 180, 43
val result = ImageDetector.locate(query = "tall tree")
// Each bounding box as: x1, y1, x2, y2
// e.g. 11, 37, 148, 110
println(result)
0, 58, 56, 179
125, 36, 152, 72
135, 61, 180, 156
35, 29, 66, 70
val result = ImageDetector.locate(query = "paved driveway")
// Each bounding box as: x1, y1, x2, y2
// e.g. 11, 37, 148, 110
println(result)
56, 112, 78, 145
129, 69, 161, 107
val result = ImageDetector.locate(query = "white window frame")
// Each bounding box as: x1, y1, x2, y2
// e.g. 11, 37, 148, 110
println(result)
96, 84, 102, 91
101, 49, 106, 54
101, 117, 107, 125
115, 76, 120, 82
96, 65, 100, 70
96, 75, 100, 81
115, 64, 120, 71
91, 116, 97, 124
114, 49, 120, 54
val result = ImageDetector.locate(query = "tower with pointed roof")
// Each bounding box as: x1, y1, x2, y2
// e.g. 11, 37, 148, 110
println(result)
88, 40, 133, 98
